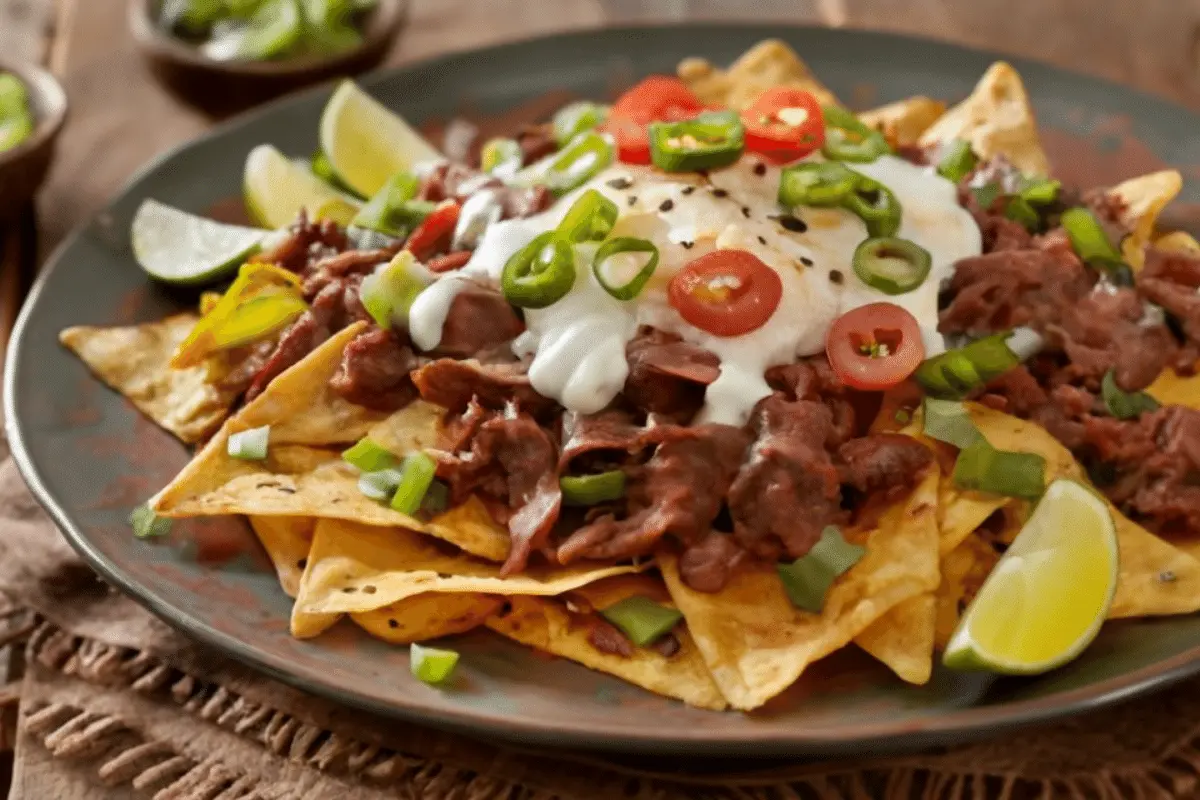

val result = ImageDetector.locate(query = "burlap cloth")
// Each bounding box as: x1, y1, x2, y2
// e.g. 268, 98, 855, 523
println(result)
10, 2, 1200, 796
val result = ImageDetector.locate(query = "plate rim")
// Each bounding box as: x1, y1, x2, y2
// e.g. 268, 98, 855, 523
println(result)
9, 22, 1200, 756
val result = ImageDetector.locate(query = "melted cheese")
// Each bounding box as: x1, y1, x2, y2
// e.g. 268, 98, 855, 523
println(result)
407, 154, 981, 425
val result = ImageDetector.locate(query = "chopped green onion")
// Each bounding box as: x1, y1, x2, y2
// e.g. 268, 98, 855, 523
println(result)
649, 110, 745, 172
1017, 176, 1061, 205
358, 468, 404, 501
778, 161, 858, 208
560, 470, 626, 506
952, 439, 1046, 500
1004, 195, 1040, 232
936, 139, 977, 183
359, 251, 429, 330
410, 643, 459, 684
480, 137, 523, 177
1005, 326, 1044, 362
1101, 369, 1160, 420
420, 479, 450, 516
227, 425, 270, 460
777, 526, 866, 613
390, 452, 438, 515
821, 105, 890, 162
501, 231, 576, 308
553, 101, 608, 146
915, 334, 1021, 398
843, 175, 901, 238
852, 236, 931, 295
352, 171, 423, 238
556, 189, 618, 244
1061, 207, 1127, 276
130, 503, 171, 539
592, 238, 659, 301
342, 437, 398, 472
971, 183, 1001, 211
201, 0, 303, 61
543, 131, 613, 196
599, 596, 682, 646
922, 398, 982, 450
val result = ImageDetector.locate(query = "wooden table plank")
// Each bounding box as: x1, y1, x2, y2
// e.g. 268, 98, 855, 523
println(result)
0, 0, 55, 66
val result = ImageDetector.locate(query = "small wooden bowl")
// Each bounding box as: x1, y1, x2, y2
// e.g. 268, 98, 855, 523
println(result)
129, 0, 407, 117
0, 60, 67, 221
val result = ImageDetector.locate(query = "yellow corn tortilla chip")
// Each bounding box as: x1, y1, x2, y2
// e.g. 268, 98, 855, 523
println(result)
918, 62, 1049, 176
1154, 230, 1200, 254
485, 574, 727, 710
965, 403, 1200, 617
1111, 170, 1183, 271
854, 594, 936, 685
934, 533, 1000, 649
1146, 368, 1200, 411
859, 97, 946, 148
60, 314, 237, 444
293, 517, 642, 616
677, 39, 839, 111
248, 515, 315, 598
660, 468, 940, 710
352, 593, 501, 644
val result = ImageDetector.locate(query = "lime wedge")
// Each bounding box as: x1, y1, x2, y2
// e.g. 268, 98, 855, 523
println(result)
944, 479, 1118, 674
243, 144, 360, 229
131, 199, 267, 286
318, 80, 443, 198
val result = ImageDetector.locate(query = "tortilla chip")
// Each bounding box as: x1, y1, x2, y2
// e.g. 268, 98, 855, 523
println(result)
939, 481, 1010, 556
934, 533, 1000, 649
859, 97, 946, 148
660, 469, 939, 710
248, 516, 315, 598
918, 62, 1049, 176
59, 314, 237, 444
293, 518, 642, 616
966, 403, 1200, 617
855, 594, 936, 685
352, 593, 501, 644
1154, 230, 1200, 254
1146, 368, 1200, 411
485, 574, 727, 710
1110, 170, 1183, 271
677, 39, 839, 111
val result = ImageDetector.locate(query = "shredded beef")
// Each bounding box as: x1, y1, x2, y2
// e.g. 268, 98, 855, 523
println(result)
302, 248, 394, 297
727, 396, 843, 561
939, 248, 1088, 337
1120, 406, 1200, 534
244, 281, 341, 401
418, 163, 553, 220
678, 531, 746, 593
559, 409, 646, 471
432, 283, 524, 359
411, 358, 555, 417
623, 328, 720, 419
838, 434, 934, 499
426, 250, 474, 273
251, 210, 348, 274
329, 327, 418, 411
586, 617, 635, 658
1140, 247, 1200, 347
516, 124, 558, 165
215, 340, 277, 397
555, 424, 751, 567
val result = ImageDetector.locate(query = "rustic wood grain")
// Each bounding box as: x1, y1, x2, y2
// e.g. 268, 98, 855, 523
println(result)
0, 0, 55, 66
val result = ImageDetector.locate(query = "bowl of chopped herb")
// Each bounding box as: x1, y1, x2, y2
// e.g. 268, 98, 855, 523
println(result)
0, 61, 67, 220
130, 0, 407, 116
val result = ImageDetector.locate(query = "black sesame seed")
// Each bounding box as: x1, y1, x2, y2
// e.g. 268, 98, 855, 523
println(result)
681, 186, 695, 195
659, 199, 674, 212
757, 235, 767, 245
800, 256, 814, 267
681, 241, 695, 249
606, 177, 633, 190
711, 188, 729, 198
627, 195, 638, 206
829, 270, 844, 284
753, 162, 767, 176
388, 619, 399, 629
777, 214, 808, 233
741, 206, 751, 218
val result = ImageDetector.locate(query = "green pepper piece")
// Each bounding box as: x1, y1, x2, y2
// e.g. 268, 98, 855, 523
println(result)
543, 132, 613, 196
844, 175, 901, 238
556, 189, 618, 244
553, 101, 609, 146
852, 236, 931, 295
599, 596, 682, 646
480, 137, 523, 176
649, 110, 745, 172
821, 105, 890, 163
560, 470, 626, 506
352, 171, 422, 237
936, 139, 978, 183
1101, 370, 1160, 420
777, 527, 866, 613
501, 231, 576, 308
952, 439, 1046, 501
592, 237, 659, 301
778, 161, 858, 207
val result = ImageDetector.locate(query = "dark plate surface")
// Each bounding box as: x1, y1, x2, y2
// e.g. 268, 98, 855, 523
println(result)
9, 24, 1200, 757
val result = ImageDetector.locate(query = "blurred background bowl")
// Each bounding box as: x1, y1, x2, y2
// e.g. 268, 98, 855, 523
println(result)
129, 0, 408, 117
0, 60, 67, 221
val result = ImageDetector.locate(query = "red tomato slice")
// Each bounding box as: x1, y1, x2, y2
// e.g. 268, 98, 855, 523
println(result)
404, 200, 460, 261
605, 76, 705, 165
825, 303, 925, 391
668, 250, 783, 337
741, 87, 825, 164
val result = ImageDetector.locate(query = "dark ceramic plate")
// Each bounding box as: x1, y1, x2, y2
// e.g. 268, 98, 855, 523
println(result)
9, 25, 1200, 757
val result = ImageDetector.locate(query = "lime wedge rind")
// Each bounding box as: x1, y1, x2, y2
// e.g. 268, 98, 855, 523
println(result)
943, 478, 1118, 676
131, 199, 267, 286
243, 144, 361, 229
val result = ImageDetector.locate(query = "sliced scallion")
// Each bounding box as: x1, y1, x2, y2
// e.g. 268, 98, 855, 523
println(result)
777, 526, 865, 613
952, 439, 1046, 500
391, 452, 438, 514
936, 139, 978, 183
560, 470, 626, 506
358, 468, 404, 502
410, 643, 459, 684
130, 503, 171, 539
227, 425, 270, 461
599, 596, 682, 646
342, 437, 398, 472
922, 398, 981, 450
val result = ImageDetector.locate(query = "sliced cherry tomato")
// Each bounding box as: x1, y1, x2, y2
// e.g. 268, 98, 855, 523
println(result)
604, 76, 705, 165
825, 303, 925, 391
403, 200, 461, 261
741, 87, 825, 164
668, 250, 783, 337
